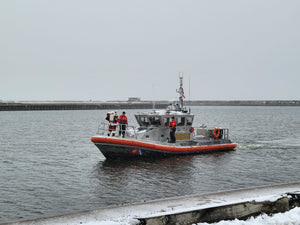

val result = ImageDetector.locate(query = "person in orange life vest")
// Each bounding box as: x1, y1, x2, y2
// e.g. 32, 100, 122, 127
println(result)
169, 116, 177, 143
118, 111, 128, 137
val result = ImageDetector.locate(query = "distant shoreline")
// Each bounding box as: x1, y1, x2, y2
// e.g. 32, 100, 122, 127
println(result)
0, 100, 299, 111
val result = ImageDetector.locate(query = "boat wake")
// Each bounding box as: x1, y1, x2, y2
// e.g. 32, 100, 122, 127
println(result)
237, 143, 265, 151
237, 137, 300, 151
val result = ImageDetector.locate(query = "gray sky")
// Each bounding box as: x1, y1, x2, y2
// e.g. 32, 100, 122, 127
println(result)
1, 0, 299, 101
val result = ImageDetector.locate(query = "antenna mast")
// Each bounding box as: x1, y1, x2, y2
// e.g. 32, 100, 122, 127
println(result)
176, 73, 185, 110
189, 75, 191, 113
152, 84, 156, 110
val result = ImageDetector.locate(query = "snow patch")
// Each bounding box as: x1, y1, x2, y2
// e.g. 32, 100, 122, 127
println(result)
197, 207, 300, 225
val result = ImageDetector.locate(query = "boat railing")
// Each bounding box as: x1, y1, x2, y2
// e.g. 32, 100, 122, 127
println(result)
97, 122, 230, 140
97, 122, 138, 138
97, 122, 107, 135
223, 128, 229, 139
125, 126, 138, 138
192, 127, 230, 140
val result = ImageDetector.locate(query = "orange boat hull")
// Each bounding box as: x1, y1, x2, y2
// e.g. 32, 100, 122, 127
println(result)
91, 136, 237, 159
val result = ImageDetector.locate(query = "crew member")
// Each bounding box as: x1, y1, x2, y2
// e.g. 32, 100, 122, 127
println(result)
169, 116, 176, 143
118, 111, 128, 138
106, 111, 118, 136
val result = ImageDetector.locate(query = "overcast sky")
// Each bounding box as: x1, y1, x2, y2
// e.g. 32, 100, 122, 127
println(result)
1, 0, 299, 101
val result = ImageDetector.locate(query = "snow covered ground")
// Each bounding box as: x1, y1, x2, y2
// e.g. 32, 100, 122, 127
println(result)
198, 207, 300, 225
78, 207, 300, 225
4, 183, 300, 225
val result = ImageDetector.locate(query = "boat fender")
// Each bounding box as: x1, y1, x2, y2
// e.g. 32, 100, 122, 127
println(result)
213, 128, 220, 139
190, 127, 194, 133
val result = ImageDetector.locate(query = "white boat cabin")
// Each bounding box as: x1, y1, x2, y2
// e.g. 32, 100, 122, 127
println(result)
135, 111, 193, 128
134, 110, 194, 142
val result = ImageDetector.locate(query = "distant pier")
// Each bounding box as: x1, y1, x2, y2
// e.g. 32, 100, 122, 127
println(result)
0, 100, 299, 111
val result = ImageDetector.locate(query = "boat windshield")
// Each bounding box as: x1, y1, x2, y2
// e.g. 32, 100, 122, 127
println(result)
136, 116, 161, 127
136, 114, 194, 127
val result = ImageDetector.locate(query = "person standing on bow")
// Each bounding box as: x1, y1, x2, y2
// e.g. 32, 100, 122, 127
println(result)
169, 116, 177, 143
118, 111, 128, 138
105, 111, 118, 136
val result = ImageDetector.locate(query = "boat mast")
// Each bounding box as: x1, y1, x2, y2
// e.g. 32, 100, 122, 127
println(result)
176, 75, 185, 110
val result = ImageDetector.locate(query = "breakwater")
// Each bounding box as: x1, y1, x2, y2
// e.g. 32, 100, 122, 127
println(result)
0, 101, 168, 111
186, 100, 300, 106
0, 100, 299, 111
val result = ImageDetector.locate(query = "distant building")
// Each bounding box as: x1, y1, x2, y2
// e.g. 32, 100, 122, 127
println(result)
128, 97, 141, 102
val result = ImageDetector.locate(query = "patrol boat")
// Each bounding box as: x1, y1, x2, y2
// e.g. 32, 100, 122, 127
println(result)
91, 77, 237, 159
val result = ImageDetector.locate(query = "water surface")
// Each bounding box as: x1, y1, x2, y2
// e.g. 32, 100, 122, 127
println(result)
0, 106, 299, 223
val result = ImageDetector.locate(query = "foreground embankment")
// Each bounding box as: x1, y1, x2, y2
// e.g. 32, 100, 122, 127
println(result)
0, 100, 299, 111
1, 182, 299, 225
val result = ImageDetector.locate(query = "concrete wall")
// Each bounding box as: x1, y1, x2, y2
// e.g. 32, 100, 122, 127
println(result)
139, 194, 300, 225
1, 100, 299, 111
0, 102, 168, 111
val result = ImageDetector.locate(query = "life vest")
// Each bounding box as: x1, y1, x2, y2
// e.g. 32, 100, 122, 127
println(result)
118, 115, 128, 124
170, 120, 176, 129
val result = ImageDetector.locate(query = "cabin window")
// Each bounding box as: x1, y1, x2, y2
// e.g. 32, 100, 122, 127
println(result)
186, 117, 193, 125
136, 116, 150, 126
149, 117, 161, 126
177, 117, 186, 126
163, 117, 170, 127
